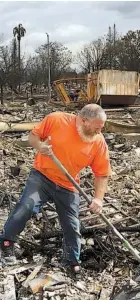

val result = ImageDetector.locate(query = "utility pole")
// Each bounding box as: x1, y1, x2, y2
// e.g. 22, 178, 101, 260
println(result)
46, 33, 51, 101
113, 24, 116, 69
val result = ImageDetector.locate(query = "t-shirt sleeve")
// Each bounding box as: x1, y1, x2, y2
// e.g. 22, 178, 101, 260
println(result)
31, 116, 51, 140
90, 138, 111, 177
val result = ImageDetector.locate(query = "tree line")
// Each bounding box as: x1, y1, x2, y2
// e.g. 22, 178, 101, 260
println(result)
0, 23, 140, 103
77, 24, 140, 73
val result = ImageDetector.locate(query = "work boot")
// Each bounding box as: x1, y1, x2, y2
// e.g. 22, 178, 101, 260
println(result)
1, 240, 17, 265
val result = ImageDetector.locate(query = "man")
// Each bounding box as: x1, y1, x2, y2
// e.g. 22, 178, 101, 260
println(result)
0, 104, 111, 275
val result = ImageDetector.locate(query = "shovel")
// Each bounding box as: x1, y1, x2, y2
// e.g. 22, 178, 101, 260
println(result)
50, 152, 140, 263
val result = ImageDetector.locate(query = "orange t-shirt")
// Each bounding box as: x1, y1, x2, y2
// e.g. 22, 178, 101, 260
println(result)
32, 112, 111, 192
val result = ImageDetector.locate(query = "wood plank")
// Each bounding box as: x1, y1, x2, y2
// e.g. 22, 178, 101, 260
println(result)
22, 259, 44, 288
3, 275, 16, 300
8, 260, 44, 275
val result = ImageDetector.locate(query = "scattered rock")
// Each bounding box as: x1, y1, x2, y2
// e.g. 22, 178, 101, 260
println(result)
14, 136, 30, 148
10, 165, 20, 176
125, 182, 133, 189
135, 170, 140, 178
74, 281, 86, 291
135, 148, 140, 156
86, 238, 94, 246
27, 98, 36, 106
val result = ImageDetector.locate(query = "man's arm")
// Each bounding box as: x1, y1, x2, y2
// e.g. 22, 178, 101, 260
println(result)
28, 132, 42, 151
89, 136, 111, 214
89, 176, 108, 214
94, 176, 108, 200
28, 132, 53, 155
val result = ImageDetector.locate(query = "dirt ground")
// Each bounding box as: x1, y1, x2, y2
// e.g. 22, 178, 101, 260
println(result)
0, 100, 140, 300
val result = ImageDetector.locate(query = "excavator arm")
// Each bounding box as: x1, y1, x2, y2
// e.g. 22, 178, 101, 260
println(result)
53, 81, 71, 105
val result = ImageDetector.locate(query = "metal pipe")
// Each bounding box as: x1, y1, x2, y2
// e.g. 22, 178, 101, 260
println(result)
46, 33, 51, 101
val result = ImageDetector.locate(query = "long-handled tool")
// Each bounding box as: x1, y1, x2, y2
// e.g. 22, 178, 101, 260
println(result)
50, 153, 140, 263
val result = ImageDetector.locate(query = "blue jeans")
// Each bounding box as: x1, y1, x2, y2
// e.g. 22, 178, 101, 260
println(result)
0, 169, 81, 266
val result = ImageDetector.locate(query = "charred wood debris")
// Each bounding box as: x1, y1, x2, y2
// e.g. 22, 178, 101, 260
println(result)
0, 100, 140, 300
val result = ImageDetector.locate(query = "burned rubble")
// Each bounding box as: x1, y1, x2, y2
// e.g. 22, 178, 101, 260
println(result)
0, 101, 140, 300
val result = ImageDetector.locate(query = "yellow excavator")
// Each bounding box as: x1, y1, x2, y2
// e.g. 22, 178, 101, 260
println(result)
52, 70, 139, 107
53, 77, 88, 105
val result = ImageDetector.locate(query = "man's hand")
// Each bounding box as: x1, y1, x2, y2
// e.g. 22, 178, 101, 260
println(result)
89, 198, 103, 215
38, 136, 53, 156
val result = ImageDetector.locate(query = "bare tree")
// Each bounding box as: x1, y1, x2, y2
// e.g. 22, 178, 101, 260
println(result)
76, 38, 105, 73
35, 41, 72, 83
0, 45, 11, 104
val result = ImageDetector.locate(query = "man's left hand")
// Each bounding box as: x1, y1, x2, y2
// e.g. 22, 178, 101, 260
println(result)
89, 198, 103, 215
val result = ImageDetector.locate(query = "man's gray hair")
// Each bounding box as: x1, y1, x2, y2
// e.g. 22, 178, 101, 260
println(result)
79, 104, 107, 121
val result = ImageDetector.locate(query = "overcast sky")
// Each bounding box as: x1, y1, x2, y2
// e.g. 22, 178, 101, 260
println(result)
0, 1, 140, 57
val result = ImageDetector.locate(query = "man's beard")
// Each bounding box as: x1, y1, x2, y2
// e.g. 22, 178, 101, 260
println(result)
76, 124, 98, 143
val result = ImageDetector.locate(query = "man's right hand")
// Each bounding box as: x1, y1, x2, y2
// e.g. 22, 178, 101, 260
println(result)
38, 136, 53, 156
